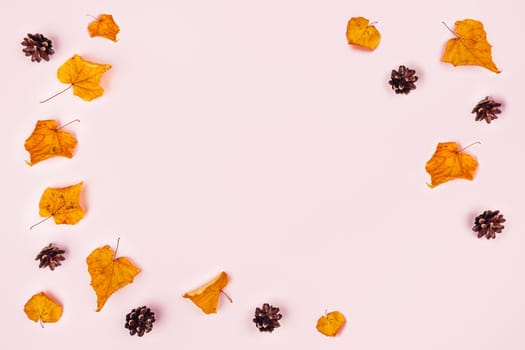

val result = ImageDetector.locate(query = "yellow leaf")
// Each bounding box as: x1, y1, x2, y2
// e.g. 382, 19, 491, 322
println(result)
24, 119, 77, 166
183, 271, 229, 314
88, 14, 120, 42
57, 55, 112, 101
425, 142, 478, 188
441, 19, 500, 73
87, 244, 141, 312
38, 182, 85, 225
316, 310, 346, 337
346, 17, 381, 50
24, 292, 63, 324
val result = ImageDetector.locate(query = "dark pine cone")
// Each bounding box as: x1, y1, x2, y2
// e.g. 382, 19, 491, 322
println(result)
472, 96, 502, 124
35, 243, 65, 270
253, 303, 282, 333
21, 33, 55, 62
125, 306, 156, 337
389, 65, 418, 94
472, 210, 506, 239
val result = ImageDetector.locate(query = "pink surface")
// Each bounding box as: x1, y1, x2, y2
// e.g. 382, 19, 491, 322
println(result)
2, 0, 525, 349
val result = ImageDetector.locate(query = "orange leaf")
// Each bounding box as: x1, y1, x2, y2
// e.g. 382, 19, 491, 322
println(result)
88, 14, 120, 42
425, 142, 478, 188
24, 120, 77, 166
38, 182, 85, 225
183, 271, 229, 314
346, 17, 381, 50
56, 55, 112, 101
24, 292, 63, 324
87, 244, 141, 312
316, 310, 346, 337
441, 19, 500, 73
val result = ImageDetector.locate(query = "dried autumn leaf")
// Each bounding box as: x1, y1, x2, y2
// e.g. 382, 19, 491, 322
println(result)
346, 17, 381, 50
42, 54, 112, 102
183, 271, 229, 314
37, 182, 85, 226
316, 310, 346, 337
24, 292, 63, 324
87, 244, 141, 311
425, 142, 478, 188
88, 14, 120, 42
441, 19, 500, 73
24, 119, 78, 166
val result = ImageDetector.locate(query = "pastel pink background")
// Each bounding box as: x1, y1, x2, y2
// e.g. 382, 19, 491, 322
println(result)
2, 0, 524, 349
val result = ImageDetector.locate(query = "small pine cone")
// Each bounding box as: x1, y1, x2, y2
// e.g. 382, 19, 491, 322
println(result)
472, 96, 502, 124
472, 210, 506, 239
253, 303, 282, 333
21, 33, 55, 62
389, 65, 418, 94
35, 243, 65, 270
125, 306, 156, 337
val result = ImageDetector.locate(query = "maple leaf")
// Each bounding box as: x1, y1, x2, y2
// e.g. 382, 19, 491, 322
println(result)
41, 55, 111, 103
183, 271, 230, 314
24, 292, 63, 324
88, 14, 120, 42
87, 243, 141, 312
346, 17, 381, 50
425, 142, 479, 188
35, 182, 85, 228
441, 19, 500, 73
316, 310, 346, 337
24, 119, 78, 166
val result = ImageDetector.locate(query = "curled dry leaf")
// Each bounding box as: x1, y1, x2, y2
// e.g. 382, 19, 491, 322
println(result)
38, 182, 85, 226
346, 17, 381, 50
42, 55, 111, 102
88, 14, 120, 42
183, 271, 229, 314
425, 142, 478, 188
441, 19, 500, 73
87, 244, 141, 312
24, 292, 63, 324
24, 120, 77, 166
316, 310, 346, 337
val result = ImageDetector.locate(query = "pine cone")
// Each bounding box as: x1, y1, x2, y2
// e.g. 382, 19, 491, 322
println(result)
472, 210, 506, 239
253, 303, 282, 332
125, 306, 156, 337
389, 65, 418, 94
21, 33, 55, 62
35, 243, 65, 270
472, 96, 502, 124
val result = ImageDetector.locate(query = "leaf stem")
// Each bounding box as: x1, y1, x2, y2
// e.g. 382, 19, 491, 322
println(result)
459, 141, 481, 152
220, 290, 233, 303
29, 215, 53, 231
56, 119, 80, 130
40, 85, 73, 104
441, 21, 458, 37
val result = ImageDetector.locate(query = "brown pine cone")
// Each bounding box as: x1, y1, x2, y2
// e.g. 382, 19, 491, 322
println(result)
21, 33, 55, 62
35, 243, 65, 270
472, 210, 505, 239
389, 65, 418, 94
253, 303, 282, 332
472, 97, 502, 124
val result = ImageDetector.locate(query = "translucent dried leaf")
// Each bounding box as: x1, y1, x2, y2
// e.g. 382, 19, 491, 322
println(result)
39, 182, 85, 225
346, 17, 381, 50
183, 271, 229, 314
57, 55, 112, 101
24, 120, 77, 166
441, 19, 500, 73
316, 310, 346, 337
88, 14, 120, 42
425, 142, 478, 188
87, 245, 141, 312
24, 292, 63, 324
